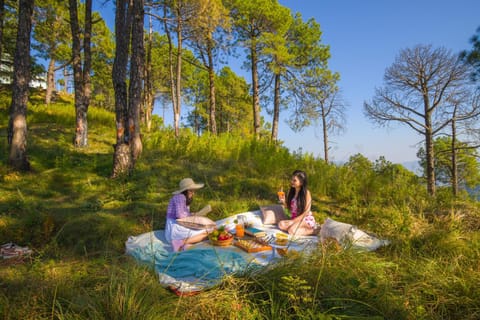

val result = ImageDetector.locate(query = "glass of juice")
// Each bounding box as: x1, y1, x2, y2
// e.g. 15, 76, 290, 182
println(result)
235, 223, 244, 237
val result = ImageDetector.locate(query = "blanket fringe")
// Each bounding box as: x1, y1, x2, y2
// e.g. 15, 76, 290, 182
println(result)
169, 285, 202, 297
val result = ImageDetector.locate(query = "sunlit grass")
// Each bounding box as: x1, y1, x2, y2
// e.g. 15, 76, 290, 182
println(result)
1, 89, 480, 319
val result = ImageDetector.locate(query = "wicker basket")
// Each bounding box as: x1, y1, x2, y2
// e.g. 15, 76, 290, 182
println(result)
209, 237, 233, 247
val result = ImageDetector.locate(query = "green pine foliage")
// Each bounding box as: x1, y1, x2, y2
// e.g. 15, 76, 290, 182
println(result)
1, 90, 480, 319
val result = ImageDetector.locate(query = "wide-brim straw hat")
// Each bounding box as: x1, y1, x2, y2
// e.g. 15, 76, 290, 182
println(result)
172, 178, 204, 194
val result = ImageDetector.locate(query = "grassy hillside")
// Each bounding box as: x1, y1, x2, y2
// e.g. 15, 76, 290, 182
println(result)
1, 88, 480, 319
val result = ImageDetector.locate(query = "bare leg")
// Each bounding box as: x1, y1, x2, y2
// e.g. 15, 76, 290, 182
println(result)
183, 230, 209, 245
287, 219, 315, 236
172, 230, 210, 251
278, 219, 295, 231
279, 219, 310, 235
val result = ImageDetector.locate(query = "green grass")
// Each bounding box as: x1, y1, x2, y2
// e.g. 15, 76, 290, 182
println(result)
1, 89, 480, 319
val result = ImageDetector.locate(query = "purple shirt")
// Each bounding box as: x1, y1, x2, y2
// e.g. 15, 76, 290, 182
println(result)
166, 193, 191, 219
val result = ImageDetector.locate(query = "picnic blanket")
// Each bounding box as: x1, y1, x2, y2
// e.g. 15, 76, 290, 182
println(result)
125, 230, 251, 294
125, 210, 389, 295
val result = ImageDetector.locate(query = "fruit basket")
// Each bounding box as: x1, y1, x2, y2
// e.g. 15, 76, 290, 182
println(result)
209, 227, 234, 246
209, 237, 234, 246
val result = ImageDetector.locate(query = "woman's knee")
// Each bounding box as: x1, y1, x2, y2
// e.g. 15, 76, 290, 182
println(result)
278, 220, 289, 230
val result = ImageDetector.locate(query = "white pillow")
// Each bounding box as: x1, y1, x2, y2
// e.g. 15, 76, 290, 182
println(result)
260, 204, 288, 225
176, 216, 216, 230
320, 218, 390, 251
319, 218, 354, 243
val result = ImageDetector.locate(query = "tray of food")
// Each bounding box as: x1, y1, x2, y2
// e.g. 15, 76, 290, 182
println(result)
234, 238, 272, 253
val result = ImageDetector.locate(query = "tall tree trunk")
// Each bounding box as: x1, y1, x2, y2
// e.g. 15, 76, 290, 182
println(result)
145, 93, 153, 132
162, 4, 178, 137
83, 0, 92, 118
251, 40, 261, 138
321, 104, 329, 163
112, 0, 131, 177
0, 0, 4, 62
7, 0, 34, 171
45, 58, 55, 104
174, 8, 183, 137
128, 0, 144, 162
112, 0, 144, 177
451, 118, 458, 196
143, 12, 153, 132
271, 72, 280, 141
69, 0, 89, 147
425, 120, 436, 196
207, 39, 217, 135
63, 66, 68, 92
193, 87, 201, 135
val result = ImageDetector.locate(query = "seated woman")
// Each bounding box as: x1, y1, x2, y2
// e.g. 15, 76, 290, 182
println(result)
277, 170, 316, 236
165, 178, 210, 251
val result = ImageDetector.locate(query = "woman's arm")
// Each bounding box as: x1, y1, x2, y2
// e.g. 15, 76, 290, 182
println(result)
172, 195, 190, 219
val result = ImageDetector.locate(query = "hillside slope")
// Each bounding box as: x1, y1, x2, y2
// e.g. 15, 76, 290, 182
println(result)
1, 89, 480, 319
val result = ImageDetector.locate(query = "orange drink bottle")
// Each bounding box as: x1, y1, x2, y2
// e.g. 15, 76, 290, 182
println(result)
235, 223, 244, 237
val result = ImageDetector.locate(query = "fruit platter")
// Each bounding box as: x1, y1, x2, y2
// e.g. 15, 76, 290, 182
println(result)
208, 226, 234, 246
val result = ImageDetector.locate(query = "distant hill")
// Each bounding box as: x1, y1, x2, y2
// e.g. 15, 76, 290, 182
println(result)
401, 160, 421, 175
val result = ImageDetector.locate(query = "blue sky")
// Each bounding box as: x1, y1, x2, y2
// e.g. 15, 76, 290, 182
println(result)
93, 1, 480, 166
273, 0, 480, 165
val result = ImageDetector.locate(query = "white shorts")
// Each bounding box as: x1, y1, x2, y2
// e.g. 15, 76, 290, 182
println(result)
165, 218, 206, 243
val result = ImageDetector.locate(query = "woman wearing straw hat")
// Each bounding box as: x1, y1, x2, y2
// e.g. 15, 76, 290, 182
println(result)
165, 178, 211, 251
